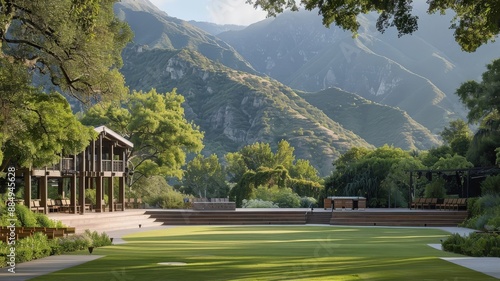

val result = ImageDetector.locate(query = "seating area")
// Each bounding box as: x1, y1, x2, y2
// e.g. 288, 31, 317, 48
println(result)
410, 198, 467, 210
0, 226, 76, 242
125, 198, 144, 209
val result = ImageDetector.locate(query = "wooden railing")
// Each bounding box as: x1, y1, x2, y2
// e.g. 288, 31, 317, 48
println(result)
102, 160, 125, 172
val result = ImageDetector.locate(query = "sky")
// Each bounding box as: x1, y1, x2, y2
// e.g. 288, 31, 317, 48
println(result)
149, 0, 268, 26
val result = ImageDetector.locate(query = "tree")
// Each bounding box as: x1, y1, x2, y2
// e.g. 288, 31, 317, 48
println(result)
456, 59, 500, 124
455, 59, 500, 166
440, 119, 472, 156
247, 0, 500, 52
0, 59, 95, 171
82, 89, 204, 184
0, 0, 132, 103
182, 154, 229, 198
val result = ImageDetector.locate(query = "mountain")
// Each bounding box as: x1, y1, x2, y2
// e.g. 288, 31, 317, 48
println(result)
188, 21, 246, 36
217, 10, 500, 133
120, 47, 373, 176
299, 88, 441, 149
114, 0, 256, 74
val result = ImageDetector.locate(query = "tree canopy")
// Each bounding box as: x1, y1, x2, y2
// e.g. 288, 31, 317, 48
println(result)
82, 89, 204, 183
0, 0, 132, 103
0, 58, 95, 171
247, 0, 500, 52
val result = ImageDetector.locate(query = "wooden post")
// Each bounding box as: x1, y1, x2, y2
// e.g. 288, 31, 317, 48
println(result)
119, 176, 125, 211
70, 175, 77, 214
24, 169, 31, 208
79, 150, 86, 215
40, 175, 48, 214
108, 177, 114, 212
96, 177, 103, 212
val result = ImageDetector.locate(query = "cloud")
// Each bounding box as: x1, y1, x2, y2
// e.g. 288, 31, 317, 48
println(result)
207, 0, 267, 25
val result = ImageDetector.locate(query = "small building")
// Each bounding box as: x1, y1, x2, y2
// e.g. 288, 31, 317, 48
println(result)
22, 126, 133, 214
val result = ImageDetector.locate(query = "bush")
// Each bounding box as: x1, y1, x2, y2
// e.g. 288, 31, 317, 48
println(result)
424, 179, 446, 198
254, 186, 301, 208
242, 199, 279, 208
442, 232, 500, 257
462, 195, 500, 230
481, 174, 500, 195
15, 204, 38, 227
83, 229, 112, 247
300, 197, 318, 208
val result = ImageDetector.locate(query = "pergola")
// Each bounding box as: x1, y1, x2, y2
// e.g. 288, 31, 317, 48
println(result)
22, 126, 133, 214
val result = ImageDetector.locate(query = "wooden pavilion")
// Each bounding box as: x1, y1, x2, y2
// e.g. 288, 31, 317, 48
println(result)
22, 126, 133, 214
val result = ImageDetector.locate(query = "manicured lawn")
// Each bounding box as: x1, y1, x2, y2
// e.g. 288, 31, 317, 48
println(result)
33, 226, 496, 280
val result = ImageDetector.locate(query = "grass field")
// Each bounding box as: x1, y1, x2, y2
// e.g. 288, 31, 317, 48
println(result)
33, 226, 496, 281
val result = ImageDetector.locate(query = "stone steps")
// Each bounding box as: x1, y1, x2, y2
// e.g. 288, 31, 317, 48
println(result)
48, 210, 163, 234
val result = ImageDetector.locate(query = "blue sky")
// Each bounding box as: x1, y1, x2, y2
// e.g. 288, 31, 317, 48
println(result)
149, 0, 268, 25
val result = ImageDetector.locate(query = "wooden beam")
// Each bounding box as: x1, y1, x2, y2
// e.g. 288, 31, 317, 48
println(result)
119, 176, 125, 211
95, 176, 103, 212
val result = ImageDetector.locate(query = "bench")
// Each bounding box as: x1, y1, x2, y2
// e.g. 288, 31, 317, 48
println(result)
30, 200, 44, 213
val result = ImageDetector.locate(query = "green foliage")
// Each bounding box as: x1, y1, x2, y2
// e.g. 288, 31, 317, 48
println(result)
83, 229, 112, 248
466, 113, 500, 167
481, 175, 500, 195
300, 196, 317, 208
0, 59, 96, 169
14, 204, 38, 227
82, 89, 204, 181
84, 189, 108, 207
431, 154, 473, 170
442, 232, 500, 257
420, 145, 453, 167
129, 175, 189, 209
424, 179, 447, 198
249, 0, 500, 52
242, 199, 279, 208
457, 59, 500, 123
462, 195, 500, 230
182, 154, 229, 198
0, 0, 133, 103
440, 119, 472, 156
253, 186, 301, 208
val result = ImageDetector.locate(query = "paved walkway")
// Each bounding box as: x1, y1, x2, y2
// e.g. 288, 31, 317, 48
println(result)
1, 225, 499, 280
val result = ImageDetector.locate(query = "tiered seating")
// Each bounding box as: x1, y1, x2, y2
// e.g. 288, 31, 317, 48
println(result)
330, 210, 467, 227
0, 226, 76, 242
146, 210, 307, 225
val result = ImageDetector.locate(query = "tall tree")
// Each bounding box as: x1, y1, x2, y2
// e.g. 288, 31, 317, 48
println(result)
182, 154, 229, 198
440, 119, 472, 156
82, 89, 204, 184
247, 0, 500, 52
456, 59, 500, 166
0, 0, 132, 103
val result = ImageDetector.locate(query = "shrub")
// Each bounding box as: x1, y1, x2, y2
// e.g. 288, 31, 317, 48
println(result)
254, 186, 301, 208
242, 199, 279, 208
424, 179, 446, 198
15, 204, 37, 227
481, 174, 500, 195
83, 229, 112, 247
442, 232, 500, 257
300, 197, 318, 208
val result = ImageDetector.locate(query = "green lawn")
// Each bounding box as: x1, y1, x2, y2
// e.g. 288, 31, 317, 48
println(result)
33, 226, 496, 281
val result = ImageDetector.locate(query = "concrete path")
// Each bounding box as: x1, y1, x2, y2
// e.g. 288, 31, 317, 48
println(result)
0, 255, 104, 281
0, 225, 172, 281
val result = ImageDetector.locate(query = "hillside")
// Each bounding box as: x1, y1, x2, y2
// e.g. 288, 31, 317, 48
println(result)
299, 88, 441, 149
120, 47, 373, 176
218, 10, 500, 133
